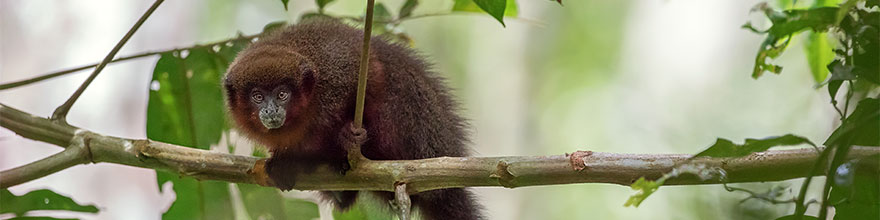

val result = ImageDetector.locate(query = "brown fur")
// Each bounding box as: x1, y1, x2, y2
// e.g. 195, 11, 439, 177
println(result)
223, 18, 482, 220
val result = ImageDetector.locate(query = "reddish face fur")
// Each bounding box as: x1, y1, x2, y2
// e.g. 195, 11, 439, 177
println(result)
224, 45, 316, 150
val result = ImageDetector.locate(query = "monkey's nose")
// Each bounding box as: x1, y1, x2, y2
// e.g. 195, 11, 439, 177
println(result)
259, 109, 285, 129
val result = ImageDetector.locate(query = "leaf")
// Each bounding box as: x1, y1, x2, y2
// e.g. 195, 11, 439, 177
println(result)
147, 53, 193, 147
824, 98, 880, 147
316, 0, 335, 12
333, 200, 392, 220
693, 135, 816, 158
263, 21, 288, 34
300, 12, 332, 22
399, 0, 418, 19
183, 48, 228, 147
157, 174, 235, 220
7, 217, 78, 220
1, 189, 98, 216
283, 198, 321, 219
281, 0, 290, 11
452, 0, 517, 26
828, 154, 879, 220
805, 31, 834, 83
147, 49, 233, 219
236, 184, 320, 220
623, 177, 664, 207
747, 5, 839, 78
776, 215, 819, 220
373, 3, 393, 23
827, 60, 856, 101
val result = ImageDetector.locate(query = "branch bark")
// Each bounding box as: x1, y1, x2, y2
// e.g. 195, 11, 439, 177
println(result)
2, 103, 878, 192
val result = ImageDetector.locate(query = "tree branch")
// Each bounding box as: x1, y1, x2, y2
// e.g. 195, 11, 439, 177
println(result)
0, 138, 91, 188
393, 183, 412, 220
51, 0, 164, 122
2, 102, 878, 192
0, 33, 261, 91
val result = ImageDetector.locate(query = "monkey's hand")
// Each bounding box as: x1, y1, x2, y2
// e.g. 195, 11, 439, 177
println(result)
339, 122, 368, 148
265, 154, 350, 191
265, 156, 297, 191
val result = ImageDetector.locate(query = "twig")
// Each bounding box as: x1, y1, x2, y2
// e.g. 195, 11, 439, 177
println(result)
0, 34, 261, 91
50, 0, 164, 123
349, 0, 376, 164
2, 103, 879, 191
793, 146, 831, 217
393, 183, 412, 220
0, 135, 91, 188
724, 184, 796, 205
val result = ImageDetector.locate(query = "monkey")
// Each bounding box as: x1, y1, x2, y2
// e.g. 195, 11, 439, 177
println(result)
223, 18, 482, 220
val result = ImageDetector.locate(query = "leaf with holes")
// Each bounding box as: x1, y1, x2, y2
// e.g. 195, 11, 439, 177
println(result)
147, 49, 233, 219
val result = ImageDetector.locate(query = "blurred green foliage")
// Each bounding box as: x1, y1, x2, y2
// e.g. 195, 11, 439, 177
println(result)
7, 0, 876, 219
1, 189, 98, 219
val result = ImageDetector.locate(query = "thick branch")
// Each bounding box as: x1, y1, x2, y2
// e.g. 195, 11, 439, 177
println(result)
2, 103, 878, 192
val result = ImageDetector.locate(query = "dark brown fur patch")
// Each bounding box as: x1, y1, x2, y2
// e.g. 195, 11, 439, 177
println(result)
224, 18, 481, 219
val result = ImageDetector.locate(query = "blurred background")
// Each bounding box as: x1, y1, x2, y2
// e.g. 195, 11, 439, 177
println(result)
1, 0, 839, 219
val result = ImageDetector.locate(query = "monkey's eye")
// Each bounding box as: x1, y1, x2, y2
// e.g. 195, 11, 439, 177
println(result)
278, 90, 290, 101
251, 92, 264, 103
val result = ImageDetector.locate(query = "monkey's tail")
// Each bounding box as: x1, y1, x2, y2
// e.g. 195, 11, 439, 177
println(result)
414, 188, 484, 220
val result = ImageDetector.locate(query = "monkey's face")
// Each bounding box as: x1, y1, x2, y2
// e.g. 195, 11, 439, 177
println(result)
224, 44, 317, 149
249, 85, 291, 129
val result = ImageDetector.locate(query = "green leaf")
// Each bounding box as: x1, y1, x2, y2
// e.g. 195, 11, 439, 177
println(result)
281, 0, 290, 11
828, 154, 879, 220
237, 184, 285, 219
399, 0, 418, 19
147, 53, 192, 147
333, 200, 392, 220
7, 217, 79, 220
805, 31, 833, 83
693, 135, 816, 158
776, 215, 819, 220
216, 38, 251, 64
827, 60, 856, 101
236, 184, 318, 220
263, 21, 288, 34
147, 49, 233, 219
316, 0, 335, 12
283, 198, 321, 219
452, 0, 517, 26
157, 173, 235, 220
824, 98, 880, 146
747, 6, 839, 79
374, 3, 393, 23
623, 177, 664, 207
1, 189, 98, 216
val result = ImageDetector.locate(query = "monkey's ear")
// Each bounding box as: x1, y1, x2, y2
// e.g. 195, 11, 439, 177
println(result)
300, 66, 315, 97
